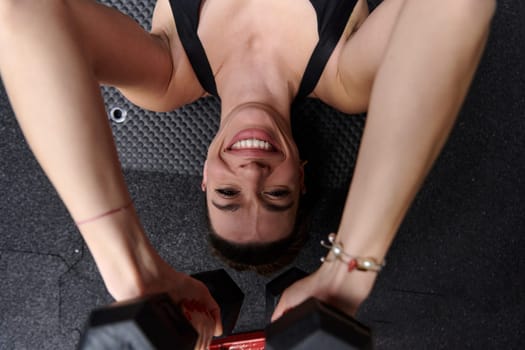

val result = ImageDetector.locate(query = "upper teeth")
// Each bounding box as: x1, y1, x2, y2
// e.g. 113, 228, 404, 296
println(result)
231, 138, 273, 151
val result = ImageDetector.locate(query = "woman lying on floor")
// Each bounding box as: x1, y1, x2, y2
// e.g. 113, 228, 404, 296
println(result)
0, 0, 495, 347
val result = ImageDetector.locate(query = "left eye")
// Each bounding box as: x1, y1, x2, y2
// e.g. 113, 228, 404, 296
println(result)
216, 188, 240, 198
264, 190, 290, 198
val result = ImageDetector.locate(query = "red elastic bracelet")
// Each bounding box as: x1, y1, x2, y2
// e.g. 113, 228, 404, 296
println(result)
75, 200, 133, 226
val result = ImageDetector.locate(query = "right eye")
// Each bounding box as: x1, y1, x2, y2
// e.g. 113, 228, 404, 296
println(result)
263, 189, 291, 198
215, 188, 240, 198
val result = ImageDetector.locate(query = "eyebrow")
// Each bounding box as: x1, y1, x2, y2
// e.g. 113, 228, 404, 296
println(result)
211, 200, 294, 213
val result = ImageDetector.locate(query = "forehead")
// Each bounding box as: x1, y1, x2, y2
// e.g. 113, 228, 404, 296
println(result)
207, 200, 297, 243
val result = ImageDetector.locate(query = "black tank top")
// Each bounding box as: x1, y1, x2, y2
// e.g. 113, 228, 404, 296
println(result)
169, 0, 357, 101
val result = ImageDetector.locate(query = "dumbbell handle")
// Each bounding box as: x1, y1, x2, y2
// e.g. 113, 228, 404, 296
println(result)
209, 331, 266, 350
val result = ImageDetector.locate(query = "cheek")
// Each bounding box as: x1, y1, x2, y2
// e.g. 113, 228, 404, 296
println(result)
279, 163, 302, 183
203, 158, 232, 189
270, 167, 301, 193
204, 157, 222, 178
206, 130, 227, 160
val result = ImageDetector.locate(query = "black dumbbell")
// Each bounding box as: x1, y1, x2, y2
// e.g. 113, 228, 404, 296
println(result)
209, 297, 372, 350
78, 269, 244, 350
263, 267, 373, 349
265, 298, 373, 350
78, 293, 197, 350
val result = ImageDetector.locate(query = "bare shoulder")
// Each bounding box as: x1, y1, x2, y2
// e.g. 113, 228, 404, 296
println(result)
149, 0, 206, 109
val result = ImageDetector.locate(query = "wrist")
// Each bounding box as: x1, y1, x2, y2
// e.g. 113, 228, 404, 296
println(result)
317, 233, 382, 313
320, 251, 378, 290
77, 205, 162, 300
321, 233, 385, 273
318, 260, 377, 314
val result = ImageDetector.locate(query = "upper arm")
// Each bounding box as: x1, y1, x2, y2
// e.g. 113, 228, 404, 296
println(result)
320, 0, 404, 114
133, 0, 204, 111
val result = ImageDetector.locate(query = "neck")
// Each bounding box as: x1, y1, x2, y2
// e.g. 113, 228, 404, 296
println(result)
216, 51, 295, 124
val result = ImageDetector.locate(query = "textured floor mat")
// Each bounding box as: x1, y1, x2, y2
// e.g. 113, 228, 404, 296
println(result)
1, 0, 525, 349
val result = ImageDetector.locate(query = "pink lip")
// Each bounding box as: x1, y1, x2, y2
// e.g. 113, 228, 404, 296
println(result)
226, 129, 281, 152
226, 149, 280, 157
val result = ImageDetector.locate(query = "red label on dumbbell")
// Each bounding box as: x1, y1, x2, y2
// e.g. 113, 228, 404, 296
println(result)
209, 331, 265, 350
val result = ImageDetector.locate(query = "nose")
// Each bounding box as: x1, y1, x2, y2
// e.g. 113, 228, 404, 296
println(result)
238, 161, 270, 180
239, 160, 270, 171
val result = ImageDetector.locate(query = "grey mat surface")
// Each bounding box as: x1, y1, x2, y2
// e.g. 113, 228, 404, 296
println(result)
1, 0, 525, 349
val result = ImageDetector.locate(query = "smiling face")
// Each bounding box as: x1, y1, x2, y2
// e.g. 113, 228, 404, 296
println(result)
203, 102, 304, 244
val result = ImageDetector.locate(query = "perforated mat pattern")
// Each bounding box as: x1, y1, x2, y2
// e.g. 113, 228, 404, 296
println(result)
101, 0, 365, 189
104, 87, 221, 175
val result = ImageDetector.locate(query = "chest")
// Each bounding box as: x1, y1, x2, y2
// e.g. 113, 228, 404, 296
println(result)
168, 0, 364, 99
198, 0, 320, 74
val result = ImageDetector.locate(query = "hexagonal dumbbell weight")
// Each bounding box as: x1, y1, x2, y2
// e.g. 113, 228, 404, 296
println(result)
210, 297, 372, 350
208, 268, 372, 350
265, 298, 373, 350
263, 267, 373, 350
78, 269, 244, 350
78, 293, 197, 350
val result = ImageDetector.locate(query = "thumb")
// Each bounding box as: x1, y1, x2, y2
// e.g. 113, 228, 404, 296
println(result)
271, 292, 291, 322
271, 284, 307, 322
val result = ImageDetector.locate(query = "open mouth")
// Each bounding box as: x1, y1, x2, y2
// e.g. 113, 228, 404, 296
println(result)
230, 138, 275, 151
226, 129, 281, 153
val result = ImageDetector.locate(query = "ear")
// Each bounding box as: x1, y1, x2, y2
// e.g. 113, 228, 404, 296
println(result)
201, 160, 208, 192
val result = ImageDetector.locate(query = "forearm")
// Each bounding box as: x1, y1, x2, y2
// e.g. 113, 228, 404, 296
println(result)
1, 2, 130, 221
337, 0, 495, 260
78, 207, 164, 300
0, 2, 154, 298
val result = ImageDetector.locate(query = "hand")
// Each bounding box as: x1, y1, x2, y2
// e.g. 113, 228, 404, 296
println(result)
141, 258, 223, 350
80, 214, 222, 349
271, 261, 377, 322
165, 270, 223, 350
105, 247, 222, 350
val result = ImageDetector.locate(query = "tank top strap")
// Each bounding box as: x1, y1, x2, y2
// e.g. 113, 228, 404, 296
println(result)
295, 0, 358, 102
169, 0, 357, 101
169, 0, 219, 97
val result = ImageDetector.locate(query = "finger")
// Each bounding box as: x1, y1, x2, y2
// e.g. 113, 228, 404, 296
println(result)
194, 329, 203, 350
202, 325, 212, 350
203, 315, 215, 350
211, 307, 223, 336
202, 294, 222, 337
194, 327, 205, 350
191, 313, 212, 350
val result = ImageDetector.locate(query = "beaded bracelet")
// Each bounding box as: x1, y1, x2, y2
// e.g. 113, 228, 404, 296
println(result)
320, 233, 386, 272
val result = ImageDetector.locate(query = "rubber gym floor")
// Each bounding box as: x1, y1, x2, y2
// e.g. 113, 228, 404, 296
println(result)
1, 0, 524, 349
